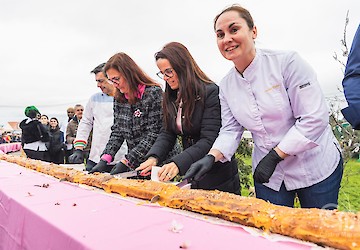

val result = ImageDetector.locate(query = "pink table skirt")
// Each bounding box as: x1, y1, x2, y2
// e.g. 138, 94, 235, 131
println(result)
0, 142, 22, 154
0, 160, 318, 250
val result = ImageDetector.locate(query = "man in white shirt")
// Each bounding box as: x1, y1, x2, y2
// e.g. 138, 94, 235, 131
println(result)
68, 63, 127, 171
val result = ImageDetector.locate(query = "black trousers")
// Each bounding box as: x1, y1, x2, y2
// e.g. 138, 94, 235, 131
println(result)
24, 149, 46, 161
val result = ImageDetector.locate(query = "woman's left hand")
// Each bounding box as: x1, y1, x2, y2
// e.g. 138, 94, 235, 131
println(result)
158, 162, 179, 182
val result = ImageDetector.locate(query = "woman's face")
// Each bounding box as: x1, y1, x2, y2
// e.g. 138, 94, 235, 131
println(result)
106, 68, 129, 94
156, 58, 179, 90
215, 10, 257, 67
40, 116, 48, 125
50, 119, 58, 128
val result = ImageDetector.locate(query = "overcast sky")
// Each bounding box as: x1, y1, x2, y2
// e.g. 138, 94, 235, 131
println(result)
1, 0, 360, 126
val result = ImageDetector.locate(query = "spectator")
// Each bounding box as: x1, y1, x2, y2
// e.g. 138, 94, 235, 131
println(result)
19, 106, 50, 161
1, 132, 9, 144
40, 115, 50, 130
89, 52, 180, 175
69, 63, 127, 171
66, 107, 75, 122
60, 107, 75, 163
40, 114, 50, 161
48, 117, 66, 164
66, 104, 91, 164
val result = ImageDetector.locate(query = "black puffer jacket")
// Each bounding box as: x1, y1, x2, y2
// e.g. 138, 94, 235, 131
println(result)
20, 119, 50, 144
49, 128, 65, 154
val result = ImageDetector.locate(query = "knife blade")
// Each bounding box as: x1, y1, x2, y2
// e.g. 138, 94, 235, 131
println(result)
176, 178, 191, 189
113, 170, 140, 179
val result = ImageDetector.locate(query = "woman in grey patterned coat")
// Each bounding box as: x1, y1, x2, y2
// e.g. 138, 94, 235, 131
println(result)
89, 52, 180, 175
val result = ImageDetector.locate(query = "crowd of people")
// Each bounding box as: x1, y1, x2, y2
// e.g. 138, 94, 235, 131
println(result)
0, 132, 21, 144
16, 4, 360, 210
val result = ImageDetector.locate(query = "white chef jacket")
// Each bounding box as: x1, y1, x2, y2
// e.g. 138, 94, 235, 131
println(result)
212, 48, 341, 191
74, 92, 127, 164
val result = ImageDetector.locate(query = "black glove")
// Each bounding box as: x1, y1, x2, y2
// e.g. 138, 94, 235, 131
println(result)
183, 154, 215, 181
68, 149, 84, 164
85, 161, 96, 172
89, 159, 108, 173
253, 149, 283, 184
110, 161, 130, 175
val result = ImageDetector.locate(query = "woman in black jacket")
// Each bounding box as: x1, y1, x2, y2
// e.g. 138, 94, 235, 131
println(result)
138, 42, 240, 194
48, 117, 65, 164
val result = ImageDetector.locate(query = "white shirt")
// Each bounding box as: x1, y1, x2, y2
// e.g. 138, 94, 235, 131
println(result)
212, 49, 341, 191
74, 92, 127, 164
60, 118, 72, 149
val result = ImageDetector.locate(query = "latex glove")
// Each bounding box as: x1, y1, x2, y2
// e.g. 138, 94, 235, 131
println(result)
68, 149, 84, 164
110, 161, 130, 175
183, 155, 215, 181
253, 149, 283, 183
89, 159, 108, 173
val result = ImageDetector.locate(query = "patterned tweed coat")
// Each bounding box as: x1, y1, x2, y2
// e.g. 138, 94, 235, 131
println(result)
102, 85, 180, 168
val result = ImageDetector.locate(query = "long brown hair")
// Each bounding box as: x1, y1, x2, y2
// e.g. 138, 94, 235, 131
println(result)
155, 42, 213, 130
105, 52, 159, 104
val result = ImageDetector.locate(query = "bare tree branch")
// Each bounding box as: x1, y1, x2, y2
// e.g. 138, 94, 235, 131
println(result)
333, 10, 349, 67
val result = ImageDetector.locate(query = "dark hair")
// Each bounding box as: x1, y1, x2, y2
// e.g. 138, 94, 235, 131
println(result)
90, 63, 106, 74
74, 104, 83, 110
155, 42, 213, 130
41, 114, 49, 119
50, 117, 60, 130
27, 110, 38, 119
50, 117, 59, 123
105, 52, 159, 104
213, 4, 254, 30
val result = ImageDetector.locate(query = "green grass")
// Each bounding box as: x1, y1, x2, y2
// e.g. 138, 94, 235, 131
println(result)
239, 156, 360, 212
338, 159, 360, 212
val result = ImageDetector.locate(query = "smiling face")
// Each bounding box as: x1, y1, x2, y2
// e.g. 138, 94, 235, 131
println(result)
40, 115, 49, 125
95, 71, 114, 96
215, 10, 257, 72
106, 68, 130, 94
49, 118, 58, 129
156, 58, 179, 90
75, 105, 84, 120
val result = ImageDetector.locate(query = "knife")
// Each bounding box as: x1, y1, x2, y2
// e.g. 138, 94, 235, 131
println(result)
176, 178, 192, 189
113, 170, 140, 179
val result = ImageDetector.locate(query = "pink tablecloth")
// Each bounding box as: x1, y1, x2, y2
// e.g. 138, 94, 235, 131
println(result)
0, 160, 317, 250
0, 142, 22, 154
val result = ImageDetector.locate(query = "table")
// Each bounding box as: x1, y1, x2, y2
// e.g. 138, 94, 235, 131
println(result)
0, 160, 319, 250
0, 142, 22, 154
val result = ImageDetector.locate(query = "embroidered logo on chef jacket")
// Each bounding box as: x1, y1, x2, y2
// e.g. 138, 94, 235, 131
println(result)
265, 84, 280, 92
299, 82, 311, 89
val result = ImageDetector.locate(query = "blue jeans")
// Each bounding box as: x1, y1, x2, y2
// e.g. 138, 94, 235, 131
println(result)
254, 157, 343, 209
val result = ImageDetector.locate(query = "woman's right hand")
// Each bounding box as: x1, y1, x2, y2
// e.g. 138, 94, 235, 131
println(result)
137, 157, 158, 176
